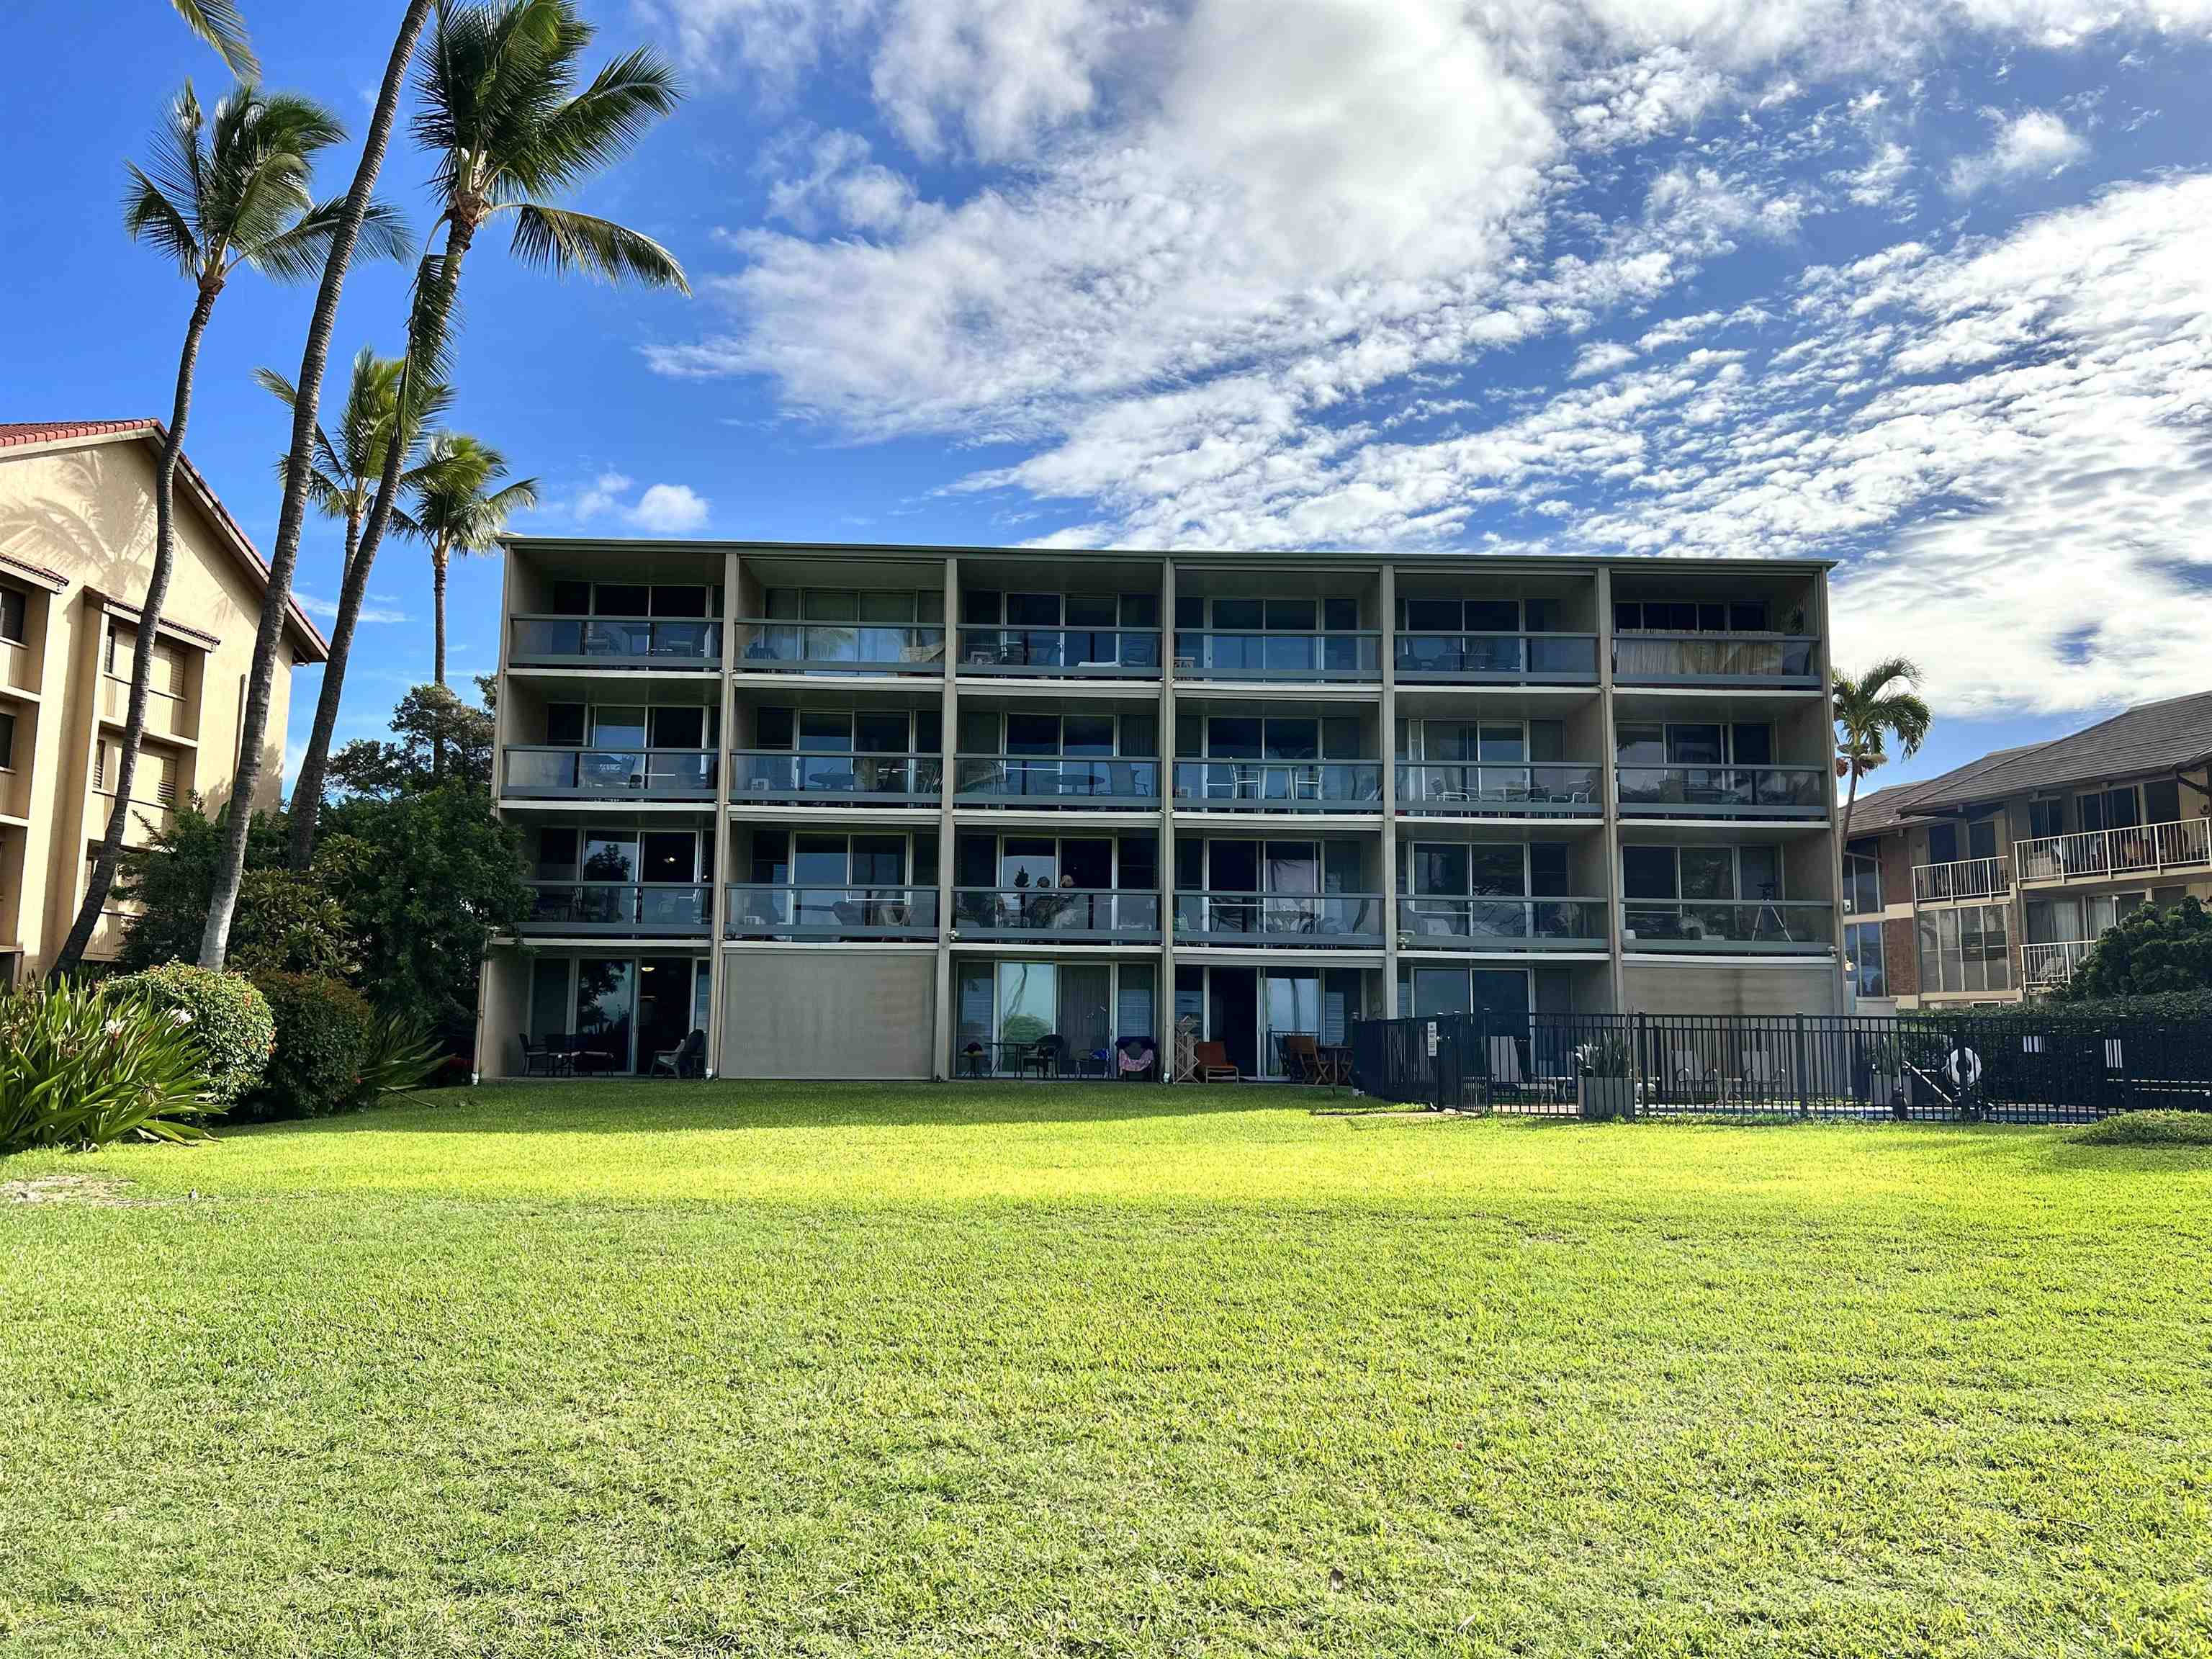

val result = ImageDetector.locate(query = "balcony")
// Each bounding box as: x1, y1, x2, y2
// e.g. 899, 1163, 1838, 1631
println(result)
1173, 631, 1381, 682
2015, 817, 2212, 885
725, 884, 940, 940
1611, 633, 1819, 687
1615, 765, 1826, 819
736, 621, 945, 674
1397, 896, 1609, 950
1173, 892, 1386, 947
1397, 763, 1601, 817
729, 750, 941, 806
1172, 760, 1382, 810
503, 747, 717, 801
511, 615, 720, 669
1913, 855, 2011, 904
1393, 632, 1599, 684
957, 627, 1160, 678
2024, 939, 2093, 992
521, 881, 711, 935
1622, 899, 1835, 953
954, 755, 1159, 809
101, 674, 193, 742
952, 887, 1161, 942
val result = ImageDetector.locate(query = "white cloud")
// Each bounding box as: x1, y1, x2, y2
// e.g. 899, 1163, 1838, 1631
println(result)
295, 591, 409, 626
574, 470, 632, 521
628, 483, 712, 534
1570, 341, 1640, 379
1948, 109, 2087, 195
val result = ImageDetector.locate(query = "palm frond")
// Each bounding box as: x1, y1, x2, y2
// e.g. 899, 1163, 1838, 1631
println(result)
248, 197, 412, 282
506, 203, 688, 292
171, 0, 258, 78
516, 46, 680, 194
122, 163, 202, 272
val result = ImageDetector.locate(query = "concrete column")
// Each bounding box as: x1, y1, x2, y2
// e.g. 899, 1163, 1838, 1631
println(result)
1812, 567, 1847, 1014
1159, 556, 1177, 1082
1379, 562, 1399, 1016
1596, 565, 1627, 1014
476, 549, 522, 1083
933, 554, 959, 1078
706, 549, 739, 1076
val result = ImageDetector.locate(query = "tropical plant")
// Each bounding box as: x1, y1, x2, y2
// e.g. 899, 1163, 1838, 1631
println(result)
171, 0, 256, 76
1575, 1036, 1629, 1078
2056, 896, 2212, 1000
50, 82, 405, 980
0, 979, 216, 1154
1832, 657, 1933, 847
399, 433, 539, 688
255, 348, 450, 868
199, 0, 439, 967
204, 0, 685, 948
249, 972, 376, 1120
328, 681, 497, 797
358, 1012, 444, 1098
110, 964, 275, 1110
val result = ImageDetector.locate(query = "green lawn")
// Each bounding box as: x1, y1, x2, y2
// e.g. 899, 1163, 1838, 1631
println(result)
4, 1084, 2210, 1657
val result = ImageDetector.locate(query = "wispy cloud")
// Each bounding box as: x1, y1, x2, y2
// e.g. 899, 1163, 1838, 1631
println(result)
296, 591, 410, 626
1949, 109, 2087, 196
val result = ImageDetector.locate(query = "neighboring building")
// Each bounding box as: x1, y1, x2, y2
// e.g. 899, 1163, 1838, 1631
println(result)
0, 421, 328, 981
1840, 692, 2212, 1009
477, 540, 1848, 1081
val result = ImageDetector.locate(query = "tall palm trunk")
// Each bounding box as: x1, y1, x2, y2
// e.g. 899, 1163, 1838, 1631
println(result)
284, 209, 477, 868
1840, 767, 1861, 850
282, 509, 360, 868
201, 0, 433, 967
51, 276, 220, 977
432, 545, 449, 687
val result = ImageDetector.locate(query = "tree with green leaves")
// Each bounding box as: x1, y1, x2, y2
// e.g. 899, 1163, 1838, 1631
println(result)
51, 84, 405, 980
202, 0, 687, 957
171, 0, 256, 76
2057, 896, 2212, 1000
329, 682, 497, 798
255, 348, 449, 868
400, 434, 539, 688
1832, 657, 1933, 848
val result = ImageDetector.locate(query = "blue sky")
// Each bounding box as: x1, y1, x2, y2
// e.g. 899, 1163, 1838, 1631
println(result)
5, 0, 2211, 792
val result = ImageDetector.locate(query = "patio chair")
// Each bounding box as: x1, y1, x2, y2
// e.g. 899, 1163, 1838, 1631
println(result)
1488, 1035, 1526, 1100
1668, 1048, 1716, 1099
1116, 1036, 1157, 1081
1740, 1051, 1788, 1100
518, 1035, 557, 1076
651, 1028, 707, 1079
1282, 1033, 1324, 1083
1290, 765, 1324, 802
1025, 1034, 1069, 1078
1192, 1040, 1241, 1083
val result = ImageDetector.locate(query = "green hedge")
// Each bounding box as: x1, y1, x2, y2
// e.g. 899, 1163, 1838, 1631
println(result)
110, 964, 274, 1110
248, 972, 376, 1120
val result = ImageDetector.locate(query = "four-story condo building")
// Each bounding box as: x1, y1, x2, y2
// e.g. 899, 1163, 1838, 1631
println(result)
477, 541, 1848, 1080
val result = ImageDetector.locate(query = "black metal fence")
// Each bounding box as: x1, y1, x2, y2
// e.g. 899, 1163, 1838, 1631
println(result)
1348, 1010, 2212, 1125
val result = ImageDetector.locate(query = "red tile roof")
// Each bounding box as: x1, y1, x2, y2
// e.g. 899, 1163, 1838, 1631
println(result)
0, 418, 328, 662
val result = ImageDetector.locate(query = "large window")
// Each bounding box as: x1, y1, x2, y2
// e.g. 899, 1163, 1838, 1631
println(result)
0, 585, 25, 645
1842, 841, 1882, 915
1844, 920, 1886, 998
1613, 600, 1769, 633
1915, 903, 2013, 994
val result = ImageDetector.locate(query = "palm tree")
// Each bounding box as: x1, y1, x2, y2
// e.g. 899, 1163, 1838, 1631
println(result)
400, 433, 539, 688
228, 0, 688, 891
171, 0, 256, 76
50, 82, 405, 978
198, 0, 436, 970
1833, 657, 1933, 847
255, 349, 451, 868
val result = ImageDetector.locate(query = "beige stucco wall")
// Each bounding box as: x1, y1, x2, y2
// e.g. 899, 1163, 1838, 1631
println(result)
0, 434, 304, 979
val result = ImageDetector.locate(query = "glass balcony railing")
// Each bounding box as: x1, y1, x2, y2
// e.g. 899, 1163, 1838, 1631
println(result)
1172, 760, 1382, 809
1396, 896, 1609, 948
1622, 899, 1835, 952
1173, 892, 1385, 945
510, 615, 720, 667
1393, 633, 1599, 683
521, 881, 711, 933
502, 747, 717, 800
1614, 765, 1825, 817
957, 627, 1161, 676
953, 755, 1160, 806
952, 888, 1161, 940
734, 621, 945, 673
725, 885, 940, 939
1611, 632, 1819, 685
1396, 763, 1601, 815
1172, 631, 1382, 681
728, 750, 941, 804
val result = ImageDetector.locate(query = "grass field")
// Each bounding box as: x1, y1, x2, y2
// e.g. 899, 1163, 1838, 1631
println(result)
4, 1082, 2211, 1658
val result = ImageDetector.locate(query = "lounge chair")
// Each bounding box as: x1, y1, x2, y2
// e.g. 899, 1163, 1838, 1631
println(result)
1488, 1035, 1527, 1101
652, 1028, 707, 1079
1193, 1040, 1240, 1083
1116, 1036, 1157, 1080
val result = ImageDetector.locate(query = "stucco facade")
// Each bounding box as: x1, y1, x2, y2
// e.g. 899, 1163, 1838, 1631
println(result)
0, 421, 327, 979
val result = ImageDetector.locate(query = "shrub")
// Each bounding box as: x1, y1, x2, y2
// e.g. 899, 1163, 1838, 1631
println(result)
0, 979, 215, 1154
2072, 1111, 2212, 1148
248, 973, 375, 1120
110, 964, 274, 1110
357, 1012, 442, 1100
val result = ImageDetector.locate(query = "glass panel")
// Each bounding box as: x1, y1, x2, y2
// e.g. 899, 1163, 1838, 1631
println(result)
1059, 966, 1113, 1063
592, 706, 648, 748
652, 586, 708, 618
1730, 724, 1773, 765
583, 833, 638, 881
853, 711, 909, 754
956, 964, 994, 1062
1622, 846, 1676, 899
1000, 837, 1057, 888
545, 703, 587, 746
1616, 724, 1665, 765
2146, 779, 2182, 824
649, 706, 706, 750
1266, 842, 1319, 894
595, 584, 648, 616
1062, 715, 1115, 756
1117, 963, 1157, 1042
1207, 717, 1262, 759
2105, 787, 2141, 829
639, 832, 696, 884
1213, 598, 1263, 629
850, 835, 905, 884
1061, 839, 1112, 888
1412, 968, 1470, 1017
1321, 717, 1362, 760
1739, 845, 1781, 902
805, 590, 859, 622
858, 590, 913, 623
1005, 713, 1059, 755
997, 961, 1057, 1048
1465, 601, 1518, 631
1680, 848, 1735, 901
1467, 845, 1524, 896
1265, 598, 1317, 631
529, 959, 570, 1041
1416, 845, 1468, 895
1007, 593, 1060, 626
1666, 725, 1725, 765
793, 835, 848, 885
1263, 719, 1318, 760
2030, 799, 2064, 838
1476, 725, 1524, 762
574, 960, 634, 1071
1406, 598, 1458, 630
1528, 721, 1565, 763
799, 711, 852, 753
1210, 840, 1260, 892
1323, 840, 1362, 893
536, 827, 579, 880
1529, 843, 1568, 896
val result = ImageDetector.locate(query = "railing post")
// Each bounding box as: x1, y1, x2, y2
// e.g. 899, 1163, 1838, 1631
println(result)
1633, 1010, 1648, 1105
1795, 1014, 1810, 1117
